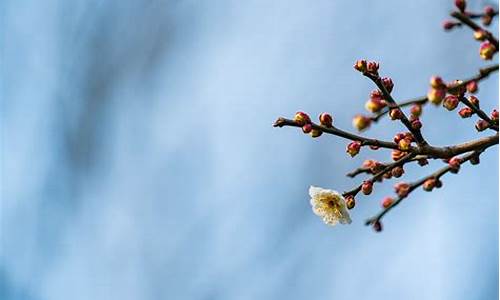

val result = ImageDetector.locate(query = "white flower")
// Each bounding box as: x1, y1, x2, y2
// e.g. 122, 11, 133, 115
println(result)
309, 186, 352, 226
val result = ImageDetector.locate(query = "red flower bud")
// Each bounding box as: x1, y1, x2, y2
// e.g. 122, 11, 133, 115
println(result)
347, 141, 362, 157
381, 77, 394, 93
362, 159, 377, 169
484, 6, 495, 16
443, 95, 459, 111
346, 196, 356, 209
427, 88, 446, 105
382, 197, 394, 208
442, 20, 456, 31
430, 76, 445, 88
352, 115, 372, 131
310, 129, 322, 138
302, 123, 313, 133
389, 108, 403, 120
491, 109, 499, 123
458, 107, 473, 118
294, 111, 311, 126
354, 59, 367, 72
410, 104, 423, 118
479, 41, 496, 60
370, 89, 384, 101
394, 182, 411, 197
373, 220, 383, 232
392, 149, 407, 161
367, 61, 380, 74
466, 81, 478, 93
423, 178, 436, 191
319, 112, 333, 127
393, 132, 406, 143
448, 156, 461, 173
469, 95, 480, 108
475, 119, 489, 131
362, 181, 373, 195
411, 118, 422, 130
391, 166, 404, 178
455, 0, 466, 12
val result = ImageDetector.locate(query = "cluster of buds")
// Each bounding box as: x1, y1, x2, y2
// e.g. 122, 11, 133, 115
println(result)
354, 60, 380, 75
365, 90, 387, 113
295, 111, 335, 138
427, 76, 446, 105
394, 182, 411, 197
347, 141, 362, 157
394, 132, 414, 151
352, 114, 372, 131
479, 41, 496, 60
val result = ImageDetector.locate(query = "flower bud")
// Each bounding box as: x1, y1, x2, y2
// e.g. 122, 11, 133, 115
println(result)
427, 88, 446, 105
367, 61, 380, 74
319, 112, 333, 127
473, 30, 487, 41
346, 196, 356, 209
383, 172, 392, 179
466, 80, 478, 93
418, 158, 429, 166
411, 118, 422, 130
410, 104, 423, 118
455, 0, 466, 12
294, 111, 311, 126
381, 77, 394, 93
448, 157, 461, 173
302, 123, 313, 133
404, 132, 414, 142
382, 197, 394, 208
469, 95, 480, 108
442, 20, 456, 31
347, 141, 362, 157
484, 5, 495, 16
369, 145, 380, 150
362, 159, 377, 169
365, 99, 385, 113
361, 181, 373, 195
373, 220, 383, 232
470, 154, 480, 165
394, 182, 411, 197
482, 15, 493, 26
475, 119, 489, 131
490, 109, 499, 123
430, 76, 445, 88
370, 89, 384, 101
310, 129, 322, 138
391, 166, 404, 178
354, 60, 367, 72
443, 95, 459, 111
458, 107, 473, 118
398, 138, 412, 151
352, 115, 371, 131
479, 41, 496, 60
392, 149, 407, 161
389, 108, 403, 120
423, 178, 436, 191
393, 132, 406, 143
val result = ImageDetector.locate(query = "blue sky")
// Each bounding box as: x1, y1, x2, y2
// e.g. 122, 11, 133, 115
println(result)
2, 0, 498, 299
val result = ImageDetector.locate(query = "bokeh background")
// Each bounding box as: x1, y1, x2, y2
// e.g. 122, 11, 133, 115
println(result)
2, 0, 499, 299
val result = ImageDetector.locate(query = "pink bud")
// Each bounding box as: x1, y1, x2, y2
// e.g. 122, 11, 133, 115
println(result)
362, 181, 373, 195
410, 104, 423, 118
466, 81, 478, 93
394, 182, 411, 197
484, 6, 495, 16
427, 88, 446, 105
367, 61, 380, 74
469, 95, 480, 108
389, 108, 403, 120
442, 20, 456, 31
391, 149, 407, 161
479, 41, 496, 60
430, 76, 445, 88
294, 111, 311, 126
381, 77, 394, 93
423, 178, 436, 191
443, 95, 459, 111
382, 197, 394, 208
458, 107, 473, 118
455, 0, 466, 12
302, 123, 313, 133
411, 118, 422, 130
475, 119, 489, 131
448, 157, 461, 173
347, 141, 362, 157
491, 109, 499, 123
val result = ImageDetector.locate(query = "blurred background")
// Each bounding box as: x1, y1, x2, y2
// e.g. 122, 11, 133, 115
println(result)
1, 0, 499, 299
